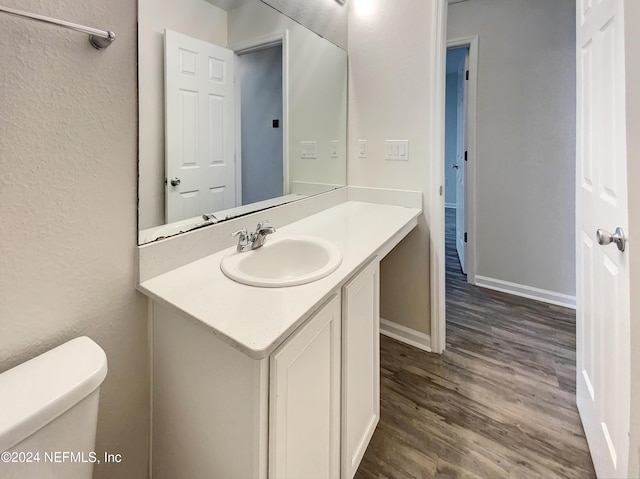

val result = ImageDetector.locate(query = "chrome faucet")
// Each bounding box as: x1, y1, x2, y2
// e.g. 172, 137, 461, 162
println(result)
252, 221, 276, 249
231, 220, 276, 252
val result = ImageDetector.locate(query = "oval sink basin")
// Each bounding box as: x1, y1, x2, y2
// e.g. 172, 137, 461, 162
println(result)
221, 235, 343, 287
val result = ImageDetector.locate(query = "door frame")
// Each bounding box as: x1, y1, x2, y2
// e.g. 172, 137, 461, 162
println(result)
431, 29, 478, 354
231, 31, 290, 205
429, 0, 448, 354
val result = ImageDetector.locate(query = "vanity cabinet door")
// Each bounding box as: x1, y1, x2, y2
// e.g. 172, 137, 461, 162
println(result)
269, 293, 341, 479
341, 259, 380, 479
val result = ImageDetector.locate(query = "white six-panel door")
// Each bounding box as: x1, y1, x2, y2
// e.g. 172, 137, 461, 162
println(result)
576, 1, 630, 477
164, 29, 236, 223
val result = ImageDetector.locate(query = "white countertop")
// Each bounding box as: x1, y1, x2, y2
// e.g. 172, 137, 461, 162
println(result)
138, 201, 420, 359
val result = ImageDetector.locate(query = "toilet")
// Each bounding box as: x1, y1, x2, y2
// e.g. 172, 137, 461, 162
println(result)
0, 337, 107, 479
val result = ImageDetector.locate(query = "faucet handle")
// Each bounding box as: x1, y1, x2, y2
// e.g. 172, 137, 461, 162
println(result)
232, 228, 251, 252
231, 227, 248, 239
256, 220, 275, 233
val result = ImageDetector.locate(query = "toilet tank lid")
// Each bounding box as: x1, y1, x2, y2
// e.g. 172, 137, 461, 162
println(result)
0, 336, 108, 453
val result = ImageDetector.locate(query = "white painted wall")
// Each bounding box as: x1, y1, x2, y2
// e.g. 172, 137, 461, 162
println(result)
445, 73, 459, 206
348, 0, 438, 335
625, 0, 640, 475
262, 0, 348, 50
229, 1, 347, 193
138, 0, 228, 230
448, 0, 576, 296
0, 0, 148, 477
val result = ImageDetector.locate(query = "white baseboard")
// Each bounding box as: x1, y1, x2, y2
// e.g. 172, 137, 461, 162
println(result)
474, 275, 576, 309
380, 318, 432, 352
445, 203, 457, 209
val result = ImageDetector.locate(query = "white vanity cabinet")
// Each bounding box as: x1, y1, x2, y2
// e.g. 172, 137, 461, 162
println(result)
269, 293, 342, 479
151, 265, 380, 479
142, 200, 421, 479
341, 259, 380, 479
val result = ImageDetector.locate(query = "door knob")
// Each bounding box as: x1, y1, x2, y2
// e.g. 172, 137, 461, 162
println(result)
596, 227, 626, 252
452, 164, 459, 169
170, 177, 181, 187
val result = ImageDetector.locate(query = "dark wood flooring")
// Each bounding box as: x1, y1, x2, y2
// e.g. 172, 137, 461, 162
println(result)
355, 208, 595, 479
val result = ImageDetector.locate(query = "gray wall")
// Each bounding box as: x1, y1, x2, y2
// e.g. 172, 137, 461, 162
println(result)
0, 0, 148, 477
445, 47, 467, 208
445, 73, 459, 207
240, 45, 284, 205
448, 0, 576, 295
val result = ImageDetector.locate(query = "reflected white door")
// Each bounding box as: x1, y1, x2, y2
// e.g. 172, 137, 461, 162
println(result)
455, 52, 468, 273
165, 29, 236, 223
576, 1, 630, 477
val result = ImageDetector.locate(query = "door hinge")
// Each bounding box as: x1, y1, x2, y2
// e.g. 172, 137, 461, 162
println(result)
466, 70, 469, 81
439, 185, 443, 196
464, 151, 468, 162
464, 232, 468, 243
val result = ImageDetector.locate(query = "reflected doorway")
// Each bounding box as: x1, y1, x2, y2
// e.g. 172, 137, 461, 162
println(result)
237, 44, 284, 205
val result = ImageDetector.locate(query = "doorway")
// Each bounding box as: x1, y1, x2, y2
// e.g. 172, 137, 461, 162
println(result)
445, 46, 468, 275
237, 44, 284, 205
444, 36, 477, 287
233, 32, 289, 208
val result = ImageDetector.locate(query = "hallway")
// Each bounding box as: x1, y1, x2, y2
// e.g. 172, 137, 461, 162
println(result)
355, 208, 595, 478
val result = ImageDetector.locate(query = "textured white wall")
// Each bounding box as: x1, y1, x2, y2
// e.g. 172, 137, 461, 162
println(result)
138, 0, 227, 230
262, 0, 347, 50
0, 0, 148, 477
348, 0, 437, 335
448, 0, 576, 295
625, 0, 640, 475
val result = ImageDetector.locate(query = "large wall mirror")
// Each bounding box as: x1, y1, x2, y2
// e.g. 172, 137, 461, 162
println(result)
137, 0, 348, 244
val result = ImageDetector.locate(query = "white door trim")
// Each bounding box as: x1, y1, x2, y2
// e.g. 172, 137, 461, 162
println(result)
430, 21, 479, 354
447, 35, 478, 285
429, 0, 448, 354
233, 54, 243, 207
231, 31, 290, 201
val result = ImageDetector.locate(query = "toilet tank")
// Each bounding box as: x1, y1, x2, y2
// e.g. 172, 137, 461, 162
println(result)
0, 337, 108, 479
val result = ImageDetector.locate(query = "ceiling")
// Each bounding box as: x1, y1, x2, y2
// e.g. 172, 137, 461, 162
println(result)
204, 0, 255, 12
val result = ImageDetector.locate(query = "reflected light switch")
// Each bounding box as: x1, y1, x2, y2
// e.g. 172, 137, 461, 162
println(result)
358, 140, 367, 158
301, 141, 317, 159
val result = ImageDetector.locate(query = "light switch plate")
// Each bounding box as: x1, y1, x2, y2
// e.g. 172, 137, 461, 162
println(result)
330, 140, 339, 158
385, 140, 409, 161
358, 140, 367, 158
301, 141, 317, 159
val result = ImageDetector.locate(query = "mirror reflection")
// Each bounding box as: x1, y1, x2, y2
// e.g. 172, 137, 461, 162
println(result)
138, 0, 348, 244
